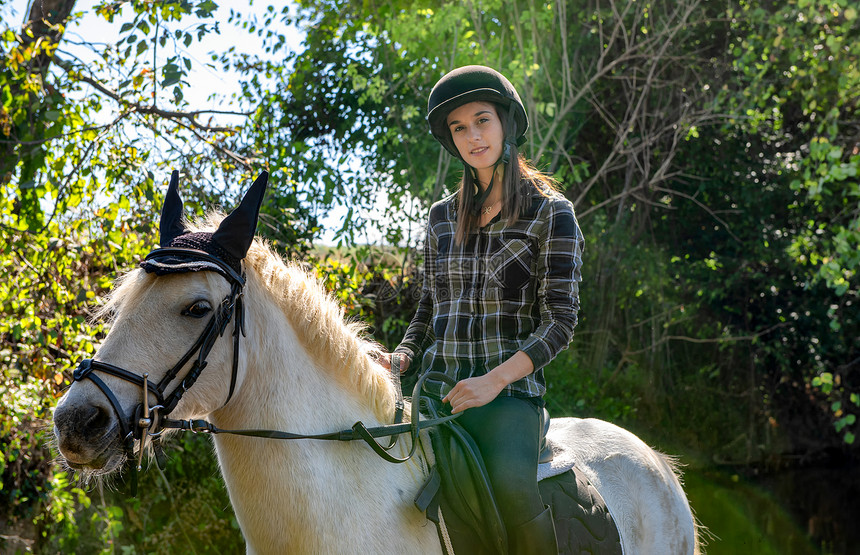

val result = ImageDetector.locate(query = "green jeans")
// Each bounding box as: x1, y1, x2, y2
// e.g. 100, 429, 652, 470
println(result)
454, 395, 545, 530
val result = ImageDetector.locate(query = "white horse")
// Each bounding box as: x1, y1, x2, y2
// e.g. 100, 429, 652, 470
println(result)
53, 174, 700, 554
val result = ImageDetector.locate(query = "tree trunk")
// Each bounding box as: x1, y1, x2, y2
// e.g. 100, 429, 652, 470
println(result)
25, 0, 78, 72
0, 0, 77, 184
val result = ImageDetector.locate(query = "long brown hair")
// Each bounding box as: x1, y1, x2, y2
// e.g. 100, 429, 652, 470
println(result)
454, 106, 560, 244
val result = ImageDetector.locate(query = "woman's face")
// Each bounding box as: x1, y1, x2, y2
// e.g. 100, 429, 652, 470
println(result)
446, 101, 505, 176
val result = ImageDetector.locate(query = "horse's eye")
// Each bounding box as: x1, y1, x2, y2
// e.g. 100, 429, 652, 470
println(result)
182, 300, 212, 318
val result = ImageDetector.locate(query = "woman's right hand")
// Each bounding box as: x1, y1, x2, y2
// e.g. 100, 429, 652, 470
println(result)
380, 352, 412, 375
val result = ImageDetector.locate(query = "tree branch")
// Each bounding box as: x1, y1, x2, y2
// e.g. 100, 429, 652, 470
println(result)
622, 322, 787, 358
23, 0, 78, 74
53, 56, 252, 133
174, 118, 254, 168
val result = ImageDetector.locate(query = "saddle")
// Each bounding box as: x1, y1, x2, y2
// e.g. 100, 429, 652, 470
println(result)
414, 398, 554, 555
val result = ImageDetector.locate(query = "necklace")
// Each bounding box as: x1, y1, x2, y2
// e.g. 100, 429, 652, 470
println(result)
481, 200, 500, 216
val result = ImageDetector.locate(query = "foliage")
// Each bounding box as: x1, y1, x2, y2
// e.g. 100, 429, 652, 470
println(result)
724, 0, 860, 295
0, 377, 55, 541
309, 244, 422, 356
719, 0, 860, 446
33, 434, 242, 554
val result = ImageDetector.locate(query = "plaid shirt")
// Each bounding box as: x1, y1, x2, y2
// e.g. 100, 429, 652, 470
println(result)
396, 189, 584, 398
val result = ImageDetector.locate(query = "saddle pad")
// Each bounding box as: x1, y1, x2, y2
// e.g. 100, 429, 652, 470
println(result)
537, 435, 577, 482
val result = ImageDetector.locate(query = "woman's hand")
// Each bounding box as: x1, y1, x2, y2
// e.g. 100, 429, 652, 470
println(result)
379, 352, 412, 375
443, 351, 536, 413
442, 374, 506, 413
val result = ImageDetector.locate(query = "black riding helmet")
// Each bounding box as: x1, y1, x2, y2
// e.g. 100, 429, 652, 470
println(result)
427, 65, 529, 161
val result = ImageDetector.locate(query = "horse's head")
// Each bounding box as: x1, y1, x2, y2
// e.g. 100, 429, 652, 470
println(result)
53, 171, 268, 476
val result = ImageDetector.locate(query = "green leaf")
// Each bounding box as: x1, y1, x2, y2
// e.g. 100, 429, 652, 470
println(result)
1, 85, 13, 108
162, 74, 181, 87
196, 0, 218, 18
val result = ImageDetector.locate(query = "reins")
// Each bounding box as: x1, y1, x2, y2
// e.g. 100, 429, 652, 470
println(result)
72, 244, 459, 495
160, 371, 461, 465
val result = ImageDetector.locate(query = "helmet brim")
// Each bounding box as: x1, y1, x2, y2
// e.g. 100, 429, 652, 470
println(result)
427, 88, 512, 129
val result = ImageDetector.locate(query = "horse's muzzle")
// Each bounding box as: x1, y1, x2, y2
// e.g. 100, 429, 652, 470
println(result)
53, 394, 125, 472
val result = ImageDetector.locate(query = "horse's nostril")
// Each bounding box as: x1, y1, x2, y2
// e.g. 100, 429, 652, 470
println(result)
84, 404, 112, 433
54, 399, 118, 465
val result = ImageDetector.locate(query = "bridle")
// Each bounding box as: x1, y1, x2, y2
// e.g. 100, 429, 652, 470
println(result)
72, 247, 246, 489
71, 247, 460, 494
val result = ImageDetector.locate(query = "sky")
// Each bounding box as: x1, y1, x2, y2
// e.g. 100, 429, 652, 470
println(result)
5, 0, 303, 120
4, 0, 420, 245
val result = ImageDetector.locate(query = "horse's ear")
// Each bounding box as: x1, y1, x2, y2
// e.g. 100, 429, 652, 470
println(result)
212, 171, 269, 260
159, 170, 185, 247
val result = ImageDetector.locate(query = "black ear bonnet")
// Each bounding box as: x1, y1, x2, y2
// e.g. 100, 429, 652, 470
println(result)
140, 170, 269, 283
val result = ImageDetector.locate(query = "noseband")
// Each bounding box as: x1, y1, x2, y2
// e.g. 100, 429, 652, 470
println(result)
72, 248, 246, 485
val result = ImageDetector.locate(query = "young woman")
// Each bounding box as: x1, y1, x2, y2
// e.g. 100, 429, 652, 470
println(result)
384, 65, 584, 554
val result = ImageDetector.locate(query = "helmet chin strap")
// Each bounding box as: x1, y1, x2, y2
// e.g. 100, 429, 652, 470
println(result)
470, 163, 498, 216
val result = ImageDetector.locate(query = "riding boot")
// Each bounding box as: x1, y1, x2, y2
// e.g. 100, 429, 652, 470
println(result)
508, 505, 558, 555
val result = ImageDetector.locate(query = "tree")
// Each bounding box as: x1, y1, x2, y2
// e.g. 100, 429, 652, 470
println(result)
1, 1, 278, 549
719, 0, 860, 445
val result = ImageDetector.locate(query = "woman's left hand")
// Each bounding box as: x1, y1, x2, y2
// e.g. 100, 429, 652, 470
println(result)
442, 351, 536, 413
442, 374, 505, 413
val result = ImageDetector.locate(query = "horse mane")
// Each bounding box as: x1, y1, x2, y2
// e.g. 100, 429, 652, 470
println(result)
243, 239, 395, 423
95, 212, 396, 424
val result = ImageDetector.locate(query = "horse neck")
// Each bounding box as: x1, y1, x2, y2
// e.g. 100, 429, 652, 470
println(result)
212, 268, 388, 433
201, 266, 435, 552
